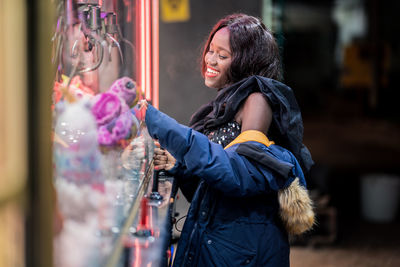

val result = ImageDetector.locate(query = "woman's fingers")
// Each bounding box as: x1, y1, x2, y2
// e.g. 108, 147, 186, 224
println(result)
139, 99, 148, 109
156, 154, 168, 161
154, 162, 174, 171
153, 147, 176, 171
165, 163, 175, 171
154, 164, 167, 170
154, 151, 168, 170
137, 99, 148, 119
154, 140, 161, 148
154, 158, 168, 165
154, 147, 165, 155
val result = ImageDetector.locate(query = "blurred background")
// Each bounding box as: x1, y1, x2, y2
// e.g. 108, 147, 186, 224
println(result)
1, 0, 399, 266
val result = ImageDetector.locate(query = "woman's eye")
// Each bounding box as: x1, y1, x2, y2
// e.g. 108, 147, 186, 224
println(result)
219, 55, 228, 59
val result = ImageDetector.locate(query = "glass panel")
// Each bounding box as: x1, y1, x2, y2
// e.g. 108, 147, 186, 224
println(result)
51, 1, 159, 266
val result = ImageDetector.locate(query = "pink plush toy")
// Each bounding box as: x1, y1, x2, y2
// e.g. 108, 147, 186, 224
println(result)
91, 93, 123, 126
108, 77, 139, 107
91, 77, 140, 146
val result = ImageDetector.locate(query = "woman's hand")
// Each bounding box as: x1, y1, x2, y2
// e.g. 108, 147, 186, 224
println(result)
153, 141, 176, 171
138, 99, 148, 120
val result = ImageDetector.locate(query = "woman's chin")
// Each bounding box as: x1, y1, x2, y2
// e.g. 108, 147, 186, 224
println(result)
204, 79, 218, 89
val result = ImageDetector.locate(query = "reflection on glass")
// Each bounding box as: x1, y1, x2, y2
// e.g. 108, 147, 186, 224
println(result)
51, 1, 152, 266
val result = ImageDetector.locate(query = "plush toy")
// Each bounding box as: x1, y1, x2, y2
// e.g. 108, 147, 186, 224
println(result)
53, 75, 95, 105
108, 77, 139, 107
91, 77, 141, 147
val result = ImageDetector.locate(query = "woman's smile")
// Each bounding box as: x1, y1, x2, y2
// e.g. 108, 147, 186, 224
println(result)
205, 66, 220, 77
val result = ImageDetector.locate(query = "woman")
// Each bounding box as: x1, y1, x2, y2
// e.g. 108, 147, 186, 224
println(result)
143, 14, 314, 266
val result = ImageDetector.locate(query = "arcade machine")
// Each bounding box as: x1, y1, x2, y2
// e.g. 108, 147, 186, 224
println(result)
51, 1, 176, 266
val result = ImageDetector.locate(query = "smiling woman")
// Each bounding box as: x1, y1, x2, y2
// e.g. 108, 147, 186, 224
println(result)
201, 14, 282, 86
147, 13, 314, 267
204, 27, 232, 89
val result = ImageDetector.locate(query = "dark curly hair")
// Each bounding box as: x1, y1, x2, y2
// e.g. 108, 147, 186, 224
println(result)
201, 14, 282, 84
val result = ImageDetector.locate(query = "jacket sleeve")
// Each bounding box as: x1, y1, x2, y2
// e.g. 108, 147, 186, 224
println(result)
167, 162, 200, 202
145, 105, 277, 197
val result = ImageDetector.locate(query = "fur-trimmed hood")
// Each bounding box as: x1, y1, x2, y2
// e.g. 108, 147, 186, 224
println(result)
279, 177, 315, 235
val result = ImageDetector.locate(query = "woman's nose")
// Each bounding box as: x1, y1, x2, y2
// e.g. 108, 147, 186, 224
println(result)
207, 54, 217, 65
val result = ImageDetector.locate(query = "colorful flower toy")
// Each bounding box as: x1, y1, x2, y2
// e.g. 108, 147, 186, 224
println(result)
53, 75, 95, 106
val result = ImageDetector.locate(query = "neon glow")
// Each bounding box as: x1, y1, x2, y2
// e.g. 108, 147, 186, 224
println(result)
152, 0, 159, 109
145, 0, 151, 101
136, 0, 158, 108
149, 205, 153, 229
140, 0, 145, 96
133, 238, 141, 267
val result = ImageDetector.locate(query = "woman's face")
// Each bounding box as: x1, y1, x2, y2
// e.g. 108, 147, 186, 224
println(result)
204, 27, 232, 89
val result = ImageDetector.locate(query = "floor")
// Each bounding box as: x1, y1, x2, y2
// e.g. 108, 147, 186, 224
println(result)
291, 246, 400, 267
290, 220, 400, 267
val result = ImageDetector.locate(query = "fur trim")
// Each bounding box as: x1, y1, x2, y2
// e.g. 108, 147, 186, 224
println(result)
278, 177, 315, 235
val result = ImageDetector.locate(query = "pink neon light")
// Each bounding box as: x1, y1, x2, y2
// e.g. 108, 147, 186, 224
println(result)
149, 205, 153, 229
135, 0, 141, 96
140, 0, 146, 96
152, 0, 159, 109
136, 0, 158, 105
145, 0, 151, 100
133, 238, 141, 267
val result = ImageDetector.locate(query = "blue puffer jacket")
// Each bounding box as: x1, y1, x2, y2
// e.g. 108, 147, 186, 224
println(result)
145, 105, 307, 267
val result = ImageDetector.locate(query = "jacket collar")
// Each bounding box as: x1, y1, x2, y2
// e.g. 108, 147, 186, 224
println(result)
224, 130, 274, 149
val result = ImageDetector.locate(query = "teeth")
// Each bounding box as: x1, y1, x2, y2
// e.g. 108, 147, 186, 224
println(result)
207, 68, 219, 74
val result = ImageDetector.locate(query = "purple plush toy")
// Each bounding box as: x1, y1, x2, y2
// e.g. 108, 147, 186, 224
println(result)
91, 77, 138, 146
91, 93, 122, 126
108, 77, 138, 107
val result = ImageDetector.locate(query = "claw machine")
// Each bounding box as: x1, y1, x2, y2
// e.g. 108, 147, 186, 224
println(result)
50, 1, 174, 266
